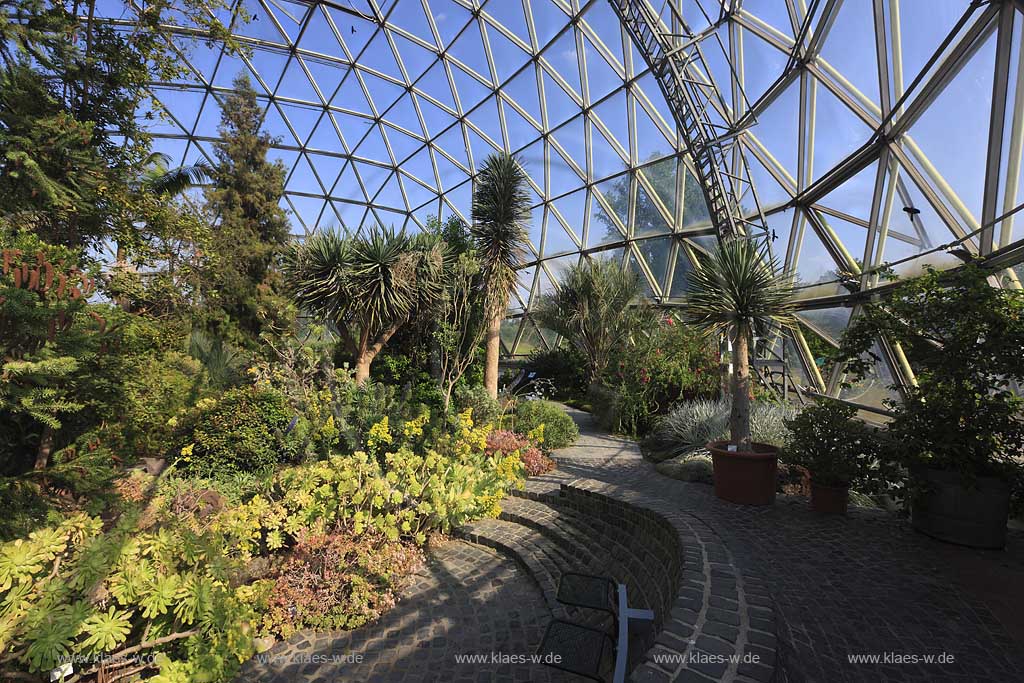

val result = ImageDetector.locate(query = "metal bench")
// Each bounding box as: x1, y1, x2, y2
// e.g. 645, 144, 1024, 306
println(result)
537, 572, 655, 683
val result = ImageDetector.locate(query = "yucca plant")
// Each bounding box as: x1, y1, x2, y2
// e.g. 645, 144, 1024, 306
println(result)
683, 238, 796, 449
471, 153, 531, 398
533, 257, 655, 384
285, 226, 445, 383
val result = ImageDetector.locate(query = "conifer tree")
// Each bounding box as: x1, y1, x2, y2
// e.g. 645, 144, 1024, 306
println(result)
202, 73, 293, 344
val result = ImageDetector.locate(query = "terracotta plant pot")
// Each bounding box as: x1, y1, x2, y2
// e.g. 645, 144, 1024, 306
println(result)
707, 441, 778, 506
911, 468, 1010, 549
810, 481, 849, 514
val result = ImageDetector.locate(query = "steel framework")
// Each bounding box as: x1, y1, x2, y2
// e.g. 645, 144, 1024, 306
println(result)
124, 0, 1024, 410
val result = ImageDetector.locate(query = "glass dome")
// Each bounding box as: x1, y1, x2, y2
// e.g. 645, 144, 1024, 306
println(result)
121, 0, 1023, 405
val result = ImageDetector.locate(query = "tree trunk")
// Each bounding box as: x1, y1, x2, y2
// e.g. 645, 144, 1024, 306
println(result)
353, 318, 406, 386
484, 310, 501, 399
35, 425, 55, 470
354, 354, 373, 385
730, 328, 752, 450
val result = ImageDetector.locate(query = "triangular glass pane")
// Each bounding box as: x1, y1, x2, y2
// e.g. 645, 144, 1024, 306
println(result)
303, 58, 347, 102
635, 236, 674, 291
541, 70, 580, 128
330, 7, 375, 57
450, 63, 493, 111
682, 168, 712, 228
236, 2, 286, 44
392, 33, 438, 82
749, 79, 800, 184
590, 119, 627, 181
896, 1, 965, 92
307, 152, 345, 194
906, 29, 996, 229
819, 0, 880, 104
278, 58, 320, 103
355, 123, 393, 165
279, 102, 321, 144
433, 0, 474, 49
359, 71, 406, 112
811, 79, 873, 182
635, 183, 672, 237
418, 60, 458, 111
634, 97, 675, 163
389, 0, 436, 46
449, 21, 491, 78
248, 48, 290, 93
334, 74, 372, 115
669, 246, 696, 298
502, 99, 540, 152
485, 0, 531, 47
549, 189, 586, 254
547, 29, 581, 98
502, 67, 543, 128
548, 143, 584, 198
485, 22, 531, 86
593, 189, 622, 248
592, 89, 629, 152
741, 28, 789, 107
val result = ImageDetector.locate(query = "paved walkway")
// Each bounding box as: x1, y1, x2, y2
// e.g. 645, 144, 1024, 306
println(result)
550, 407, 1024, 683
242, 406, 1024, 682
239, 540, 558, 682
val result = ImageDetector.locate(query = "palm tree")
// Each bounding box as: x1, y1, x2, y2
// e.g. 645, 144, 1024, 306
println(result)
285, 226, 446, 384
683, 238, 796, 449
471, 153, 531, 399
533, 258, 655, 385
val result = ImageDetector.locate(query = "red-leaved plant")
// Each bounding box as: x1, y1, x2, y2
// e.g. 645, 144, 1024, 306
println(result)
486, 429, 554, 477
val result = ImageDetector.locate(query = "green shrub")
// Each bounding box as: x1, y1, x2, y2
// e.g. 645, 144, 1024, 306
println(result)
175, 385, 295, 476
601, 318, 720, 436
512, 400, 578, 451
525, 345, 588, 399
215, 410, 523, 551
784, 400, 883, 488
118, 351, 206, 457
454, 383, 500, 426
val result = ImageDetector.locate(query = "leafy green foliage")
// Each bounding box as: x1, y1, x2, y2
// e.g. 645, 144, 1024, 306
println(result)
0, 513, 258, 681
600, 317, 720, 436
510, 400, 578, 451
454, 384, 501, 427
838, 264, 1024, 501
174, 386, 296, 476
784, 400, 884, 488
533, 258, 656, 383
524, 345, 589, 400
212, 409, 522, 553
285, 227, 448, 382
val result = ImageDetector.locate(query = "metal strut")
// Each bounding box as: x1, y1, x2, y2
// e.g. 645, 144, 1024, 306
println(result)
607, 0, 772, 252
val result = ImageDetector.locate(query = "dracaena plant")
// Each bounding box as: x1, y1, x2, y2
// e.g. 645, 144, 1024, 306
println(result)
470, 153, 531, 399
284, 226, 448, 384
683, 238, 796, 450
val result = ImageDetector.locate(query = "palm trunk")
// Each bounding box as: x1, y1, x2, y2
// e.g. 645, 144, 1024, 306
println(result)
730, 328, 752, 450
484, 311, 501, 399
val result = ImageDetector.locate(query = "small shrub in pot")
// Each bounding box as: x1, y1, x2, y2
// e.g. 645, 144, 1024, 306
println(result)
784, 400, 882, 514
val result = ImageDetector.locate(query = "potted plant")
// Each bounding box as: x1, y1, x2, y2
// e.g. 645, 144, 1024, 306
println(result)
784, 399, 881, 514
683, 239, 796, 505
838, 263, 1024, 548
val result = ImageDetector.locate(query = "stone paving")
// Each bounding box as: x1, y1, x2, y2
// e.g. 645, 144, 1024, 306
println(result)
239, 540, 559, 682
241, 405, 1024, 683
550, 406, 1024, 683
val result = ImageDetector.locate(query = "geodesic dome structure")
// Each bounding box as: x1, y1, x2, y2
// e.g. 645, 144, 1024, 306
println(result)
127, 0, 1024, 410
